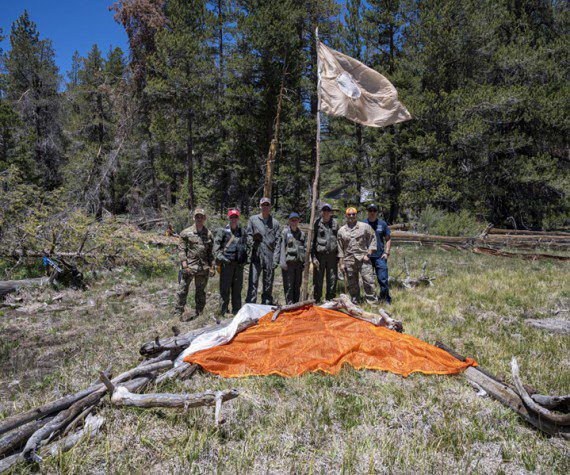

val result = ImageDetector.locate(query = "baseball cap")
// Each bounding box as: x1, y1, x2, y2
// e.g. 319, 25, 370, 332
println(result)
227, 209, 240, 218
288, 212, 300, 220
345, 207, 358, 215
194, 208, 206, 217
366, 203, 379, 211
321, 203, 332, 211
260, 197, 271, 206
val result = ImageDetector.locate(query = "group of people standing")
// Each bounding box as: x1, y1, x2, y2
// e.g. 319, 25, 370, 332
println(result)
174, 198, 392, 321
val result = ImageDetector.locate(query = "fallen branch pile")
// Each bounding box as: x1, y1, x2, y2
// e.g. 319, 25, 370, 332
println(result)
390, 260, 434, 288
0, 324, 241, 472
436, 342, 569, 439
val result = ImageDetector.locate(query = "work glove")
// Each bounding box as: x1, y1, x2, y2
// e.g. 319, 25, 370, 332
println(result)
209, 266, 216, 277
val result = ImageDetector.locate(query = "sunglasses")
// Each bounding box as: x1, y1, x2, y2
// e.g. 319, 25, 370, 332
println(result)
346, 213, 356, 216
229, 216, 239, 219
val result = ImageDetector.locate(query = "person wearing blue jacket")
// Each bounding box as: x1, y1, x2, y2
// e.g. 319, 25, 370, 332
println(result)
364, 203, 392, 304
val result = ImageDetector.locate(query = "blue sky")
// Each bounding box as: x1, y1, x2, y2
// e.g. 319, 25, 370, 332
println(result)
0, 0, 128, 77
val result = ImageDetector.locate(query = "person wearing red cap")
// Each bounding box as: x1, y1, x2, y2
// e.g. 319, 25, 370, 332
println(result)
213, 209, 249, 317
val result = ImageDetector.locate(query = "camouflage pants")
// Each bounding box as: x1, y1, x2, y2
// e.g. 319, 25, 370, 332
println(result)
345, 259, 376, 304
176, 271, 209, 315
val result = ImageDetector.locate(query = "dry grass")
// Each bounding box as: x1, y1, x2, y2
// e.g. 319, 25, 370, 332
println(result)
1, 246, 569, 474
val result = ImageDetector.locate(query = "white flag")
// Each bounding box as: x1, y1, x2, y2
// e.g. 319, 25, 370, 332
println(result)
317, 41, 411, 127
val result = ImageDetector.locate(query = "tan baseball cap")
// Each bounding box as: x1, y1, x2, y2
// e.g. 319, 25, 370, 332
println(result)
194, 208, 206, 217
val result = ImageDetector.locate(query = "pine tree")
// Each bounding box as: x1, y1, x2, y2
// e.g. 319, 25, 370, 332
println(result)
5, 11, 63, 188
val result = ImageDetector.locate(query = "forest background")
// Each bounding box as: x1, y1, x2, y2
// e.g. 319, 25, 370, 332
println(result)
0, 0, 568, 237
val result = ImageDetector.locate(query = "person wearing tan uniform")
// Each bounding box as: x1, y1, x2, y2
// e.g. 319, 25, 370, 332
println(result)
337, 207, 377, 304
175, 208, 215, 321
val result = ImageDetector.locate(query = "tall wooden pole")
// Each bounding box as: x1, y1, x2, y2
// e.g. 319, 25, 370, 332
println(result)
301, 28, 321, 301
263, 68, 286, 200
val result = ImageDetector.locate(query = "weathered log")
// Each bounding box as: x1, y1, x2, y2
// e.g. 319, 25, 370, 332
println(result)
271, 299, 315, 321
0, 360, 171, 437
140, 317, 235, 356
488, 228, 570, 237
510, 357, 570, 425
22, 389, 106, 462
390, 231, 570, 251
108, 386, 239, 411
472, 247, 570, 262
0, 416, 54, 458
330, 294, 403, 332
0, 277, 50, 299
21, 374, 152, 464
0, 415, 105, 473
155, 363, 198, 385
436, 343, 569, 438
530, 394, 570, 411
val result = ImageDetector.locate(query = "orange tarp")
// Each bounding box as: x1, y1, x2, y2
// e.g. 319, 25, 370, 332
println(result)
185, 306, 477, 378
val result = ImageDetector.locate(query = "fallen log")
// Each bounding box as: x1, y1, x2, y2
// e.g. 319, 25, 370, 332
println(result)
108, 385, 239, 411
271, 299, 315, 321
472, 247, 570, 262
488, 228, 570, 237
22, 374, 153, 463
140, 317, 236, 357
436, 343, 569, 438
530, 394, 570, 412
0, 415, 105, 473
0, 360, 171, 436
0, 278, 50, 299
154, 363, 198, 385
390, 231, 570, 251
0, 416, 54, 458
331, 294, 403, 332
510, 357, 570, 425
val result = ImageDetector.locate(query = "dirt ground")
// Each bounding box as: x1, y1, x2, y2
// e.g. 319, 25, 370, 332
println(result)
1, 246, 569, 474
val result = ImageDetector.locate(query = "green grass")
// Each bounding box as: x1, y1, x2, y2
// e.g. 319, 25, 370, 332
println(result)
0, 246, 569, 473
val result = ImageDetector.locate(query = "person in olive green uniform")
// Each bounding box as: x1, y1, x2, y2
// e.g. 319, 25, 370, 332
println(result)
214, 208, 249, 316
337, 207, 377, 304
175, 208, 215, 321
246, 197, 281, 305
311, 202, 339, 302
278, 212, 306, 304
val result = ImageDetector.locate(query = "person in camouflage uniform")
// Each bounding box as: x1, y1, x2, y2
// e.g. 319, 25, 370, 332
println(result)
337, 207, 377, 304
311, 202, 339, 302
278, 212, 306, 304
213, 208, 249, 316
175, 208, 215, 321
246, 197, 281, 305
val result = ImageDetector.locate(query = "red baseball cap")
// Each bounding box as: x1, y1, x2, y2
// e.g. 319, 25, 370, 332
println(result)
228, 209, 240, 218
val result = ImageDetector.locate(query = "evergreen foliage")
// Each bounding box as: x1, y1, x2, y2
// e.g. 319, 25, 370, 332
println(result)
0, 1, 567, 230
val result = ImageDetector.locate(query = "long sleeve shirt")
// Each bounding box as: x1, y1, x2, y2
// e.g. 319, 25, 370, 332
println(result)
178, 225, 214, 274
337, 222, 377, 262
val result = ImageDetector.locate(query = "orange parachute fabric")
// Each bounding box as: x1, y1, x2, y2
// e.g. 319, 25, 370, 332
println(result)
184, 305, 477, 378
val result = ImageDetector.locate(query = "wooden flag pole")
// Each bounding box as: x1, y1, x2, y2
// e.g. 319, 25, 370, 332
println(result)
301, 28, 321, 301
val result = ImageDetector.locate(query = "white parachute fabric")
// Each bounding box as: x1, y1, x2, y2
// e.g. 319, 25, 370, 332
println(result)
318, 41, 412, 127
174, 304, 274, 366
